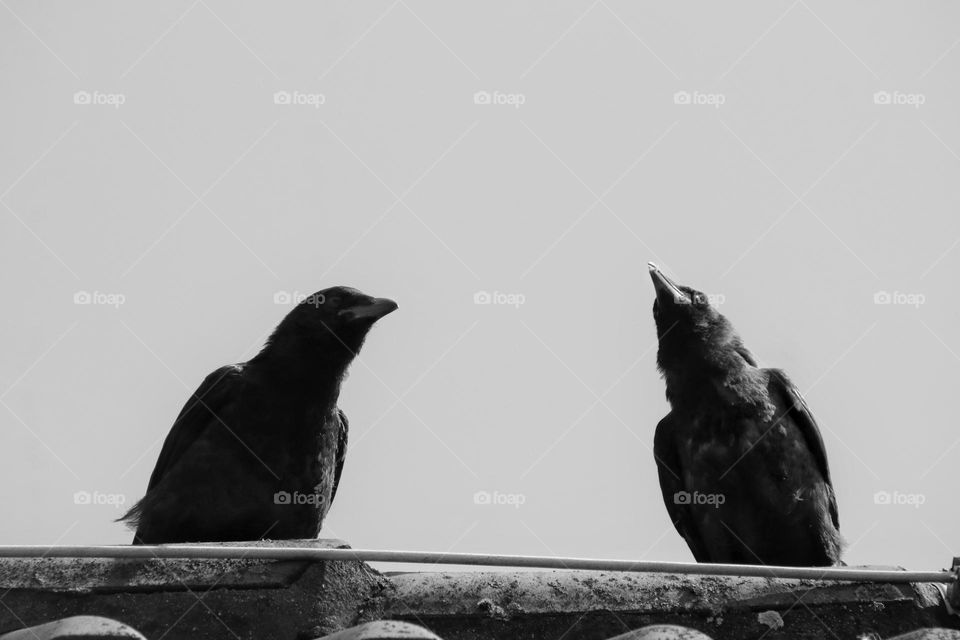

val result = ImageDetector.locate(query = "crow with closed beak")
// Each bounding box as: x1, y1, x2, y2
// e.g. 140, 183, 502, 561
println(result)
120, 286, 397, 544
648, 263, 842, 566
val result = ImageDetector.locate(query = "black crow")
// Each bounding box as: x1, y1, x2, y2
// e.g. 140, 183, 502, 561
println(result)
120, 286, 397, 544
648, 263, 842, 566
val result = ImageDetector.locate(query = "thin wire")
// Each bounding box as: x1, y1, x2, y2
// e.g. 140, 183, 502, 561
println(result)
0, 546, 954, 584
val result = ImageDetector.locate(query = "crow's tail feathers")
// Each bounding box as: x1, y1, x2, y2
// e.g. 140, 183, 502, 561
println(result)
115, 501, 142, 527
115, 498, 146, 545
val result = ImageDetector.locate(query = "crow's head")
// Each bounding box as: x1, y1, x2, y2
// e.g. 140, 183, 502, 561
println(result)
648, 263, 756, 378
268, 286, 398, 361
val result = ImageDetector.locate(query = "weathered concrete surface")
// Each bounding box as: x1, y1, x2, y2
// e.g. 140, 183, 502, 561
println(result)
0, 539, 388, 640
382, 569, 959, 640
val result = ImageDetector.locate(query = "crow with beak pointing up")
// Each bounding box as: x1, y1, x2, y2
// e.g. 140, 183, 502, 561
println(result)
120, 286, 398, 544
648, 264, 842, 566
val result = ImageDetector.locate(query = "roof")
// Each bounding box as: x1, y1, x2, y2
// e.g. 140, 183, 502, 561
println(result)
0, 539, 957, 639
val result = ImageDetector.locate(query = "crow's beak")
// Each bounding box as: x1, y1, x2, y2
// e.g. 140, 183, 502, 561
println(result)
339, 297, 399, 321
648, 262, 690, 305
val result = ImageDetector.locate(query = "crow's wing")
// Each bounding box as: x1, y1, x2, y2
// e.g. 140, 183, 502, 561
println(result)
329, 409, 348, 506
654, 413, 710, 562
145, 364, 245, 492
766, 368, 839, 530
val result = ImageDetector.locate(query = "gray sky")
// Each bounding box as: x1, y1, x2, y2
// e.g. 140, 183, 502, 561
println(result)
1, 2, 959, 573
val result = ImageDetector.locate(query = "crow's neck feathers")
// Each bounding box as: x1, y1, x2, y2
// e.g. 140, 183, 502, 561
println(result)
661, 328, 775, 420
251, 320, 366, 406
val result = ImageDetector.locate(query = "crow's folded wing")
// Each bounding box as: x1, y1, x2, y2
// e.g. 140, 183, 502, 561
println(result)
767, 367, 839, 530
146, 364, 245, 492
655, 413, 710, 562
329, 409, 348, 506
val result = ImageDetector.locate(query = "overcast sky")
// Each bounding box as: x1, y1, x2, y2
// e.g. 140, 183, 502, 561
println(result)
1, 1, 959, 574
